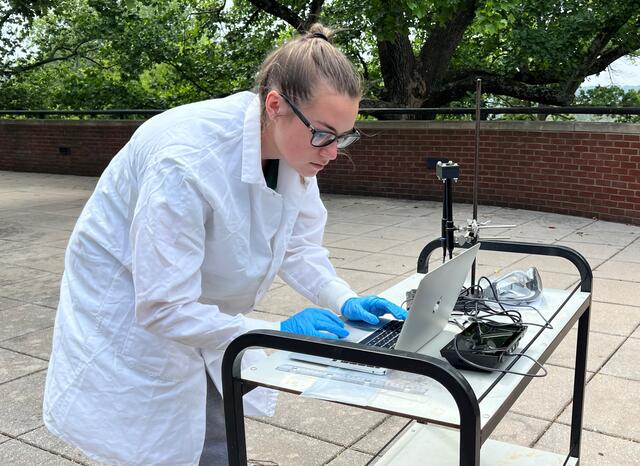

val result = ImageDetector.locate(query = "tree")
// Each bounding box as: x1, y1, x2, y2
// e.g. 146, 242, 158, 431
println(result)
244, 0, 640, 110
1, 1, 53, 72
1, 0, 639, 113
575, 85, 640, 122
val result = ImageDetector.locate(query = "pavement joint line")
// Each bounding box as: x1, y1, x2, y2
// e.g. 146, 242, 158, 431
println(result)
13, 435, 88, 465
0, 327, 53, 345
0, 297, 30, 311
248, 415, 356, 448
548, 419, 640, 445
554, 218, 600, 242
0, 260, 61, 276
0, 324, 54, 343
588, 331, 640, 383
0, 367, 47, 387
251, 309, 290, 317
0, 324, 53, 346
322, 447, 374, 464
591, 274, 640, 284
339, 415, 390, 452
334, 266, 403, 277
0, 293, 57, 309
529, 365, 602, 448
513, 368, 598, 433
0, 216, 75, 232
0, 344, 50, 362
333, 265, 406, 276
353, 418, 414, 460
0, 423, 43, 440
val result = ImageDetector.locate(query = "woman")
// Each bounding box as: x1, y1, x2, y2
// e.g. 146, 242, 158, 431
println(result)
43, 24, 406, 466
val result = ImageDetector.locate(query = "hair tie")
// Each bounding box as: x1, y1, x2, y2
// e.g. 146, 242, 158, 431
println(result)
310, 32, 329, 42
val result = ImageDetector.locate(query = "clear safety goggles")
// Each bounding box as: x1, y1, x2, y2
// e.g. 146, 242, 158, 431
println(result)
484, 267, 543, 303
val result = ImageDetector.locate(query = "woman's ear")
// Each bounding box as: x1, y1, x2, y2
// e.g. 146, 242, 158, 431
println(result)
264, 90, 283, 121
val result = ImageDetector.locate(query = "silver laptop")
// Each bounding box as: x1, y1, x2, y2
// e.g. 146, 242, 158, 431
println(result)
290, 243, 481, 374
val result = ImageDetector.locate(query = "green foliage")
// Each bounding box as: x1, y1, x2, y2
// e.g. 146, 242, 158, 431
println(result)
1, 0, 639, 114
575, 86, 640, 122
1, 0, 283, 110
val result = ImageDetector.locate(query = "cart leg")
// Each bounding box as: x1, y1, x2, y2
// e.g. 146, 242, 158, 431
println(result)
569, 305, 590, 459
459, 412, 480, 465
224, 379, 248, 466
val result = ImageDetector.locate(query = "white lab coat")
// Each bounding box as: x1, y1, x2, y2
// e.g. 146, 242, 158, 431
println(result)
43, 91, 357, 466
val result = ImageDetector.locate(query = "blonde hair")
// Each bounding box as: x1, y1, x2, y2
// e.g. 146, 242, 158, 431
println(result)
255, 23, 362, 110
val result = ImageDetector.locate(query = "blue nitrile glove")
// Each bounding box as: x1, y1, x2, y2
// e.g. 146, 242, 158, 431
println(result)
280, 308, 349, 339
341, 296, 408, 325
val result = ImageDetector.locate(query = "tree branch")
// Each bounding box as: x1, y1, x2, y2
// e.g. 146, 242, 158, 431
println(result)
355, 50, 369, 80
1, 10, 14, 29
586, 18, 640, 76
589, 45, 640, 76
300, 0, 325, 31
561, 10, 639, 96
418, 0, 478, 92
246, 0, 303, 31
376, 33, 416, 106
358, 97, 395, 109
430, 72, 574, 107
166, 60, 215, 97
2, 38, 97, 77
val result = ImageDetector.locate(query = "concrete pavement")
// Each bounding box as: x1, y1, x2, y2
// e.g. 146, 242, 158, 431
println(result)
0, 171, 638, 465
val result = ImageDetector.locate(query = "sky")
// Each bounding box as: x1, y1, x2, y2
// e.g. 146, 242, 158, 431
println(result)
582, 56, 640, 88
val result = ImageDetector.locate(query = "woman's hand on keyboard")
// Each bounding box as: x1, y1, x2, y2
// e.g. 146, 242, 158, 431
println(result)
280, 308, 349, 339
341, 296, 408, 325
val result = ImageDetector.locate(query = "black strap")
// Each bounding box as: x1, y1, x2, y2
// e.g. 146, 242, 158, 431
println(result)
310, 31, 329, 42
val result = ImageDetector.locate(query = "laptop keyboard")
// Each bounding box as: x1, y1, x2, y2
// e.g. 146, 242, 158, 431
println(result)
358, 319, 405, 349
333, 320, 405, 374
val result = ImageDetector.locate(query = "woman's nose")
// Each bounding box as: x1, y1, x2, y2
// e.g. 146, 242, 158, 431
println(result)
320, 143, 338, 160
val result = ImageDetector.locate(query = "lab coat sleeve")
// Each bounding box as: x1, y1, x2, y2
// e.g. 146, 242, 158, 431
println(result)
131, 164, 278, 350
278, 179, 358, 313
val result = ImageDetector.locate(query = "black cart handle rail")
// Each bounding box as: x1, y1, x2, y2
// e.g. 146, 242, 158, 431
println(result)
417, 239, 592, 292
222, 331, 481, 466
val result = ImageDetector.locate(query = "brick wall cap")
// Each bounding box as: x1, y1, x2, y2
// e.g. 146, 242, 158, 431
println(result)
355, 120, 640, 134
2, 118, 639, 134
0, 119, 143, 127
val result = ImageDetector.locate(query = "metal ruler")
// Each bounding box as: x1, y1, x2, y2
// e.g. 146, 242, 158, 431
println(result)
276, 364, 430, 395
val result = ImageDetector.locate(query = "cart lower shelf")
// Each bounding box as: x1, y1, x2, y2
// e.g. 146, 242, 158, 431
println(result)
376, 422, 578, 466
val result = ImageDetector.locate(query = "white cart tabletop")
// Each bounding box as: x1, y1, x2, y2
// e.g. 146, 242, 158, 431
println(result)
242, 272, 590, 438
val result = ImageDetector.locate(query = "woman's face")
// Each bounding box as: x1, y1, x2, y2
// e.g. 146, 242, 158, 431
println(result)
263, 83, 360, 178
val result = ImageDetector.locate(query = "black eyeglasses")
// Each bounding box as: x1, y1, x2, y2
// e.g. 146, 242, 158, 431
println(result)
278, 92, 361, 149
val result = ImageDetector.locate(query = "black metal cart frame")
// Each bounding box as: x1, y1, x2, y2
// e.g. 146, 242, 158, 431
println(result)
221, 240, 592, 466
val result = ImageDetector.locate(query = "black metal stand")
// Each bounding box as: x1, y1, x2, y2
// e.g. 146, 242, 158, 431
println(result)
221, 240, 592, 466
434, 161, 459, 262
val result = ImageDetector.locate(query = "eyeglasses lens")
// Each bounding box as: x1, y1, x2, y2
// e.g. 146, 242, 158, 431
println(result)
311, 132, 337, 147
336, 133, 360, 149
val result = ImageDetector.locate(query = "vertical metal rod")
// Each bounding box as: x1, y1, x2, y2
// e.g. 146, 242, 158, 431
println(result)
471, 79, 482, 292
473, 78, 481, 220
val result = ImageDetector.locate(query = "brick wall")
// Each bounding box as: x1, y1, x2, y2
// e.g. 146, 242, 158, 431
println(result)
320, 121, 640, 225
1, 118, 639, 224
0, 120, 142, 176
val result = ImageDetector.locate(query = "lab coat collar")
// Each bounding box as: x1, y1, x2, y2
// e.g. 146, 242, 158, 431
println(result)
241, 93, 265, 185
